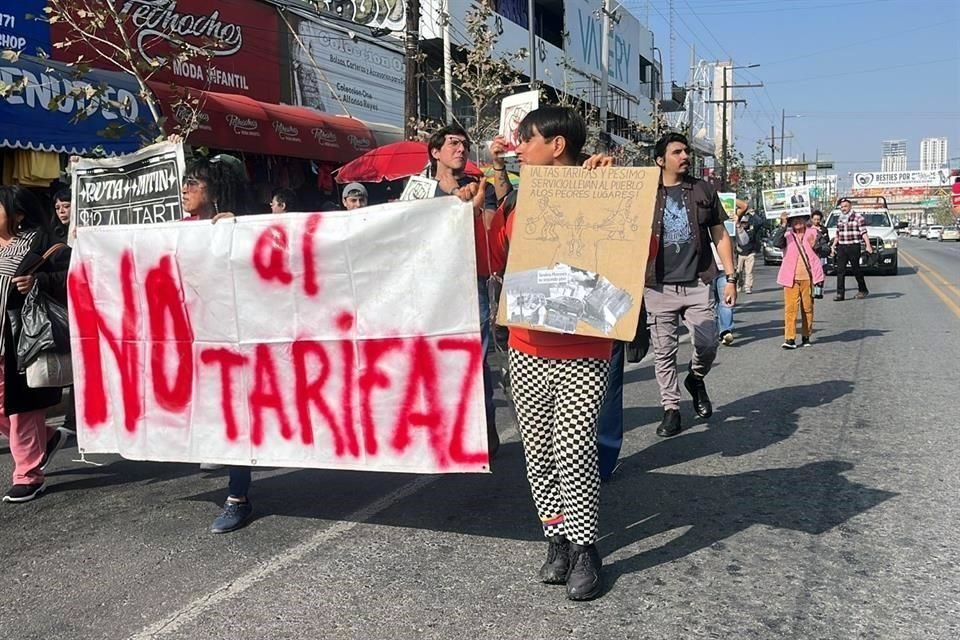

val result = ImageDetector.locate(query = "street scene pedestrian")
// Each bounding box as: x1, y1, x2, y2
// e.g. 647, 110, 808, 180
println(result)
773, 211, 825, 348
645, 132, 738, 438
830, 197, 872, 300
1, 1, 958, 638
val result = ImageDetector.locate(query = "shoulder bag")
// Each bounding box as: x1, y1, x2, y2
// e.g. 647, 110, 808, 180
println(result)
9, 243, 73, 388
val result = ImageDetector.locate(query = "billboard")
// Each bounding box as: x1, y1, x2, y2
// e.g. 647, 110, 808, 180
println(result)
852, 169, 950, 190
50, 0, 283, 103
564, 0, 647, 100
292, 19, 404, 127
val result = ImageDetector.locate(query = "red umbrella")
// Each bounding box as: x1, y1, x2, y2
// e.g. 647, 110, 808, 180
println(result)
335, 140, 483, 184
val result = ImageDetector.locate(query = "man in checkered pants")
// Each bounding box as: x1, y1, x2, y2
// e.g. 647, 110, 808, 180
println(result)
829, 198, 872, 300
486, 106, 614, 601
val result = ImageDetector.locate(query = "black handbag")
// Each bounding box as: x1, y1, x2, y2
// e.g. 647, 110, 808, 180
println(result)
6, 244, 72, 383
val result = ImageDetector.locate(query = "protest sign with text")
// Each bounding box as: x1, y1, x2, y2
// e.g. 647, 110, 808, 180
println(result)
70, 142, 186, 239
497, 166, 658, 341
70, 199, 490, 474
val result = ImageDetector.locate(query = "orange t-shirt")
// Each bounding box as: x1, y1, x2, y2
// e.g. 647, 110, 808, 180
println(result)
490, 207, 613, 361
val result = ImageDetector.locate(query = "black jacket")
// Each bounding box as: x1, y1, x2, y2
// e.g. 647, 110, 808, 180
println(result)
3, 229, 71, 415
645, 175, 726, 287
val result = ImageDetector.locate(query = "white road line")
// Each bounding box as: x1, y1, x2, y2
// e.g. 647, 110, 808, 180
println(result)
129, 474, 440, 639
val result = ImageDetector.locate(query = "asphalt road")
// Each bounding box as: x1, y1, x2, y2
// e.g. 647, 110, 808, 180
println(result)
2, 238, 959, 640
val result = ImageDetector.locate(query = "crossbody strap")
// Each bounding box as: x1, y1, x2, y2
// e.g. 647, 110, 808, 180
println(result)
24, 243, 68, 276
792, 232, 813, 280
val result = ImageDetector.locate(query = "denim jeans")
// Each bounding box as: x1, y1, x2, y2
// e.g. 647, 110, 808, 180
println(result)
478, 277, 495, 430
228, 467, 252, 498
712, 274, 734, 334
597, 341, 624, 481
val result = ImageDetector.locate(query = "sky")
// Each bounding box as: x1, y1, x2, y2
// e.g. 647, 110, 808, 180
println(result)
627, 0, 960, 182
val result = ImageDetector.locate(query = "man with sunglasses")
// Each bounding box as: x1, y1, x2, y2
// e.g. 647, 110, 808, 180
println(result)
425, 125, 512, 458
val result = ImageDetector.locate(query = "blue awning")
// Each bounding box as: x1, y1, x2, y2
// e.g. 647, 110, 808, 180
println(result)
0, 55, 157, 156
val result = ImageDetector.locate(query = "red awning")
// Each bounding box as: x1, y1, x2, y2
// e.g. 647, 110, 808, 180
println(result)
149, 83, 376, 163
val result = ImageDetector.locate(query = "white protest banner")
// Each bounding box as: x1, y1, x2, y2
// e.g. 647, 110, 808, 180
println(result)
70, 142, 186, 241
498, 90, 539, 155
69, 198, 490, 474
762, 185, 811, 220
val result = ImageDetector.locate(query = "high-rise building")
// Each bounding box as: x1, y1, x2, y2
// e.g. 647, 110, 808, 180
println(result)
881, 140, 907, 172
920, 137, 948, 171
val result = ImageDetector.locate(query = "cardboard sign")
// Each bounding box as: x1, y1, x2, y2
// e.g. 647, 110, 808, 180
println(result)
400, 176, 439, 201
69, 198, 490, 474
497, 166, 659, 340
498, 90, 539, 155
70, 142, 186, 241
763, 185, 812, 220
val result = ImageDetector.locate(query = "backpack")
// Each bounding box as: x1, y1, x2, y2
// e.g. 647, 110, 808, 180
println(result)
813, 227, 831, 258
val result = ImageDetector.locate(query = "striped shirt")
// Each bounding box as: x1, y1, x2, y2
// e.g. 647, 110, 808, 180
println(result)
835, 212, 868, 245
0, 231, 38, 356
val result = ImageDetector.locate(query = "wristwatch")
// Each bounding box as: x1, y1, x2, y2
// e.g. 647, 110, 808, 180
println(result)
726, 273, 739, 286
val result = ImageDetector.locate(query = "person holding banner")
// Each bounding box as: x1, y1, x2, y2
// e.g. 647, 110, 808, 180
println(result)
646, 132, 737, 438
0, 186, 72, 503
179, 154, 258, 532
427, 125, 512, 458
486, 106, 613, 602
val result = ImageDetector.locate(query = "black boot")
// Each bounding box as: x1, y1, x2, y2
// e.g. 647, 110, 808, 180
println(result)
538, 536, 570, 584
684, 372, 713, 418
656, 409, 682, 437
566, 543, 603, 601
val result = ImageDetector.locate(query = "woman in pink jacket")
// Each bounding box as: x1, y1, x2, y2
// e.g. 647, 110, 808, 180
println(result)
772, 211, 825, 349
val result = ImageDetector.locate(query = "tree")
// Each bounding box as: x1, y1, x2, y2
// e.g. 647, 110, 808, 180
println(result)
441, 3, 525, 143
37, 0, 220, 140
931, 197, 958, 226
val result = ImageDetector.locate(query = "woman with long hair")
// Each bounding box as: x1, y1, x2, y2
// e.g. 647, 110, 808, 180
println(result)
51, 188, 72, 243
0, 186, 72, 502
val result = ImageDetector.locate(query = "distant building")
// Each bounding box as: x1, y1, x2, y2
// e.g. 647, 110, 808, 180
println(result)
881, 139, 907, 172
919, 137, 948, 171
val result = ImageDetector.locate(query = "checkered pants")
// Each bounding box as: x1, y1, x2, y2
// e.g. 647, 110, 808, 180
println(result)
508, 348, 610, 546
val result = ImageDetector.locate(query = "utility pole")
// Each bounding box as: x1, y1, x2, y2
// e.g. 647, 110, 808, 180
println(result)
765, 128, 793, 187
780, 108, 785, 185
403, 0, 421, 139
599, 0, 619, 146
706, 62, 761, 190
527, 0, 536, 88
441, 1, 453, 124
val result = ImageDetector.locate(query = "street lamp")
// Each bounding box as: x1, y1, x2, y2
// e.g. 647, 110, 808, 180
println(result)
780, 110, 801, 185
720, 63, 760, 190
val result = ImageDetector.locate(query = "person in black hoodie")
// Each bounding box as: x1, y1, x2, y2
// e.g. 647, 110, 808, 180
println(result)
0, 186, 72, 503
51, 188, 72, 244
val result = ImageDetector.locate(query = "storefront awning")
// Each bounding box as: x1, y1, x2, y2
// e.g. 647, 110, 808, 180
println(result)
150, 84, 378, 163
0, 55, 155, 156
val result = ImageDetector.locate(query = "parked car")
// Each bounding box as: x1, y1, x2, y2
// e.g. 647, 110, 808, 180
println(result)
762, 238, 783, 266
919, 226, 928, 238
940, 226, 960, 242
910, 227, 921, 237
927, 225, 944, 241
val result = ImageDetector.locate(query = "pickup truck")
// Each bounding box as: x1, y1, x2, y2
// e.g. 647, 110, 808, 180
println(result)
825, 196, 900, 276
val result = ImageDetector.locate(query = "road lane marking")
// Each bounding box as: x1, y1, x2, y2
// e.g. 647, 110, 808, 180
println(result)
900, 248, 960, 300
129, 422, 521, 639
129, 475, 442, 639
900, 251, 960, 320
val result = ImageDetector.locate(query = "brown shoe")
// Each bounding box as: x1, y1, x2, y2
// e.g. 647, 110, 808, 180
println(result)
855, 292, 868, 299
